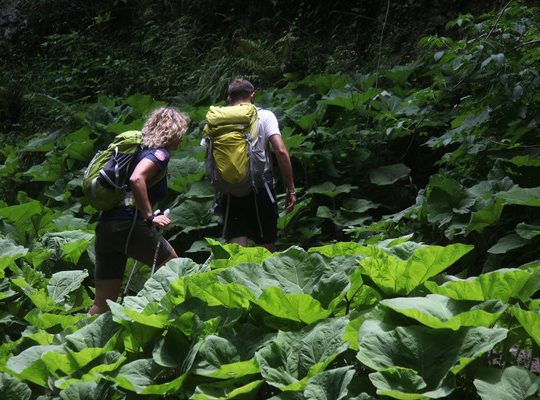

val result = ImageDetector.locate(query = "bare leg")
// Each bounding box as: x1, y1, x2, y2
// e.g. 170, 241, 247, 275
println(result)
154, 248, 178, 271
230, 236, 249, 247
89, 247, 178, 315
259, 243, 276, 252
89, 279, 122, 315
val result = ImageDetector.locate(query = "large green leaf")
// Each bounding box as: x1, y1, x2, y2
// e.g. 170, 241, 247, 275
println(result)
106, 119, 144, 134
63, 127, 96, 161
11, 277, 57, 312
22, 154, 65, 182
368, 367, 438, 400
138, 257, 203, 304
24, 309, 87, 330
218, 247, 355, 309
508, 155, 540, 167
59, 381, 99, 400
65, 313, 119, 351
360, 244, 473, 295
0, 238, 28, 278
193, 334, 260, 379
55, 352, 126, 391
210, 246, 272, 270
465, 199, 505, 234
308, 182, 358, 198
422, 175, 475, 227
474, 367, 540, 400
47, 270, 88, 305
255, 286, 331, 324
110, 300, 168, 329
284, 99, 325, 131
303, 366, 356, 400
515, 223, 540, 240
316, 206, 371, 228
0, 146, 19, 179
42, 230, 94, 264
357, 320, 507, 397
308, 242, 371, 257
510, 307, 540, 347
318, 88, 380, 110
41, 346, 109, 376
424, 268, 535, 302
255, 318, 349, 391
6, 345, 62, 386
169, 199, 217, 234
22, 131, 61, 152
380, 295, 506, 330
186, 275, 254, 310
368, 164, 411, 186
191, 378, 263, 400
0, 201, 42, 226
167, 157, 205, 192
496, 186, 540, 207
0, 278, 16, 300
341, 198, 379, 214
125, 93, 165, 117
0, 372, 31, 400
377, 238, 426, 260
488, 234, 529, 254
152, 326, 195, 370
184, 180, 216, 199
108, 358, 187, 394
108, 301, 165, 349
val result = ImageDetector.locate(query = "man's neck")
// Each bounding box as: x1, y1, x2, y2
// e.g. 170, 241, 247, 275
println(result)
230, 98, 252, 106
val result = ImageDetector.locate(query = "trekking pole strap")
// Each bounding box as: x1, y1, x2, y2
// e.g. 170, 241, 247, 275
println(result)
222, 194, 231, 239
150, 208, 170, 275
124, 208, 138, 254
253, 192, 264, 238
263, 180, 276, 204
151, 242, 162, 275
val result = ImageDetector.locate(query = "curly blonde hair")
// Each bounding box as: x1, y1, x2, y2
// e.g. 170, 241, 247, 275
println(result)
141, 107, 190, 149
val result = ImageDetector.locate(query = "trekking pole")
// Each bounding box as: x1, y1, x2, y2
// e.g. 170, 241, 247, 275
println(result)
123, 208, 163, 297
151, 208, 170, 275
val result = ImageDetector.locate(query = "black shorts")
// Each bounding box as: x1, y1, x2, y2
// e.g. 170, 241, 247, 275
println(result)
94, 219, 174, 280
221, 190, 278, 244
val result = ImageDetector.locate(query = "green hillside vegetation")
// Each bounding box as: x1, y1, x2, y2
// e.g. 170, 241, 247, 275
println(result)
0, 1, 539, 399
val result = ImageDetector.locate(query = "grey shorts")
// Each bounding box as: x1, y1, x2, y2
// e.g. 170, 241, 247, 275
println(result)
94, 219, 174, 280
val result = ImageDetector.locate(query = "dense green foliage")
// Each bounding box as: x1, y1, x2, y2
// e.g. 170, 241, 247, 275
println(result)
1, 1, 540, 399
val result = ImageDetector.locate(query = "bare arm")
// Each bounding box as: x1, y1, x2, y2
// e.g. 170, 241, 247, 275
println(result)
129, 158, 171, 228
269, 134, 297, 213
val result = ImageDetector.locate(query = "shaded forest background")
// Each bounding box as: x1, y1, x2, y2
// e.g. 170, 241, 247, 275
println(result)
1, 0, 512, 135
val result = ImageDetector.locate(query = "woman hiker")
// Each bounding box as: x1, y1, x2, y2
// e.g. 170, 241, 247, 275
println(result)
89, 107, 190, 315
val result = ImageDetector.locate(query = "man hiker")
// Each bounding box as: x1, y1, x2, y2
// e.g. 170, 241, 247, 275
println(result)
204, 79, 296, 252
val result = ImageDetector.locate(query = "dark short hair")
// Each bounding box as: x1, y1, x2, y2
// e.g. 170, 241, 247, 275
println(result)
227, 79, 255, 101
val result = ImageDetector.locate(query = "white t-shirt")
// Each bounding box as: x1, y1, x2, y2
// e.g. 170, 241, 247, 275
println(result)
255, 108, 280, 184
257, 108, 280, 144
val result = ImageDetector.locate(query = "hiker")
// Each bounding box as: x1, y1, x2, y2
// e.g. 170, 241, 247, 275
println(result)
204, 79, 296, 252
89, 107, 190, 315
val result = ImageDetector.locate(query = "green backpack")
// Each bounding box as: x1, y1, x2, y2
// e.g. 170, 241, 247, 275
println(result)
82, 130, 142, 211
203, 103, 268, 197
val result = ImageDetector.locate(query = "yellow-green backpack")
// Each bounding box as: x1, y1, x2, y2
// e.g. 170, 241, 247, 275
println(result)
203, 103, 268, 197
82, 131, 142, 210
